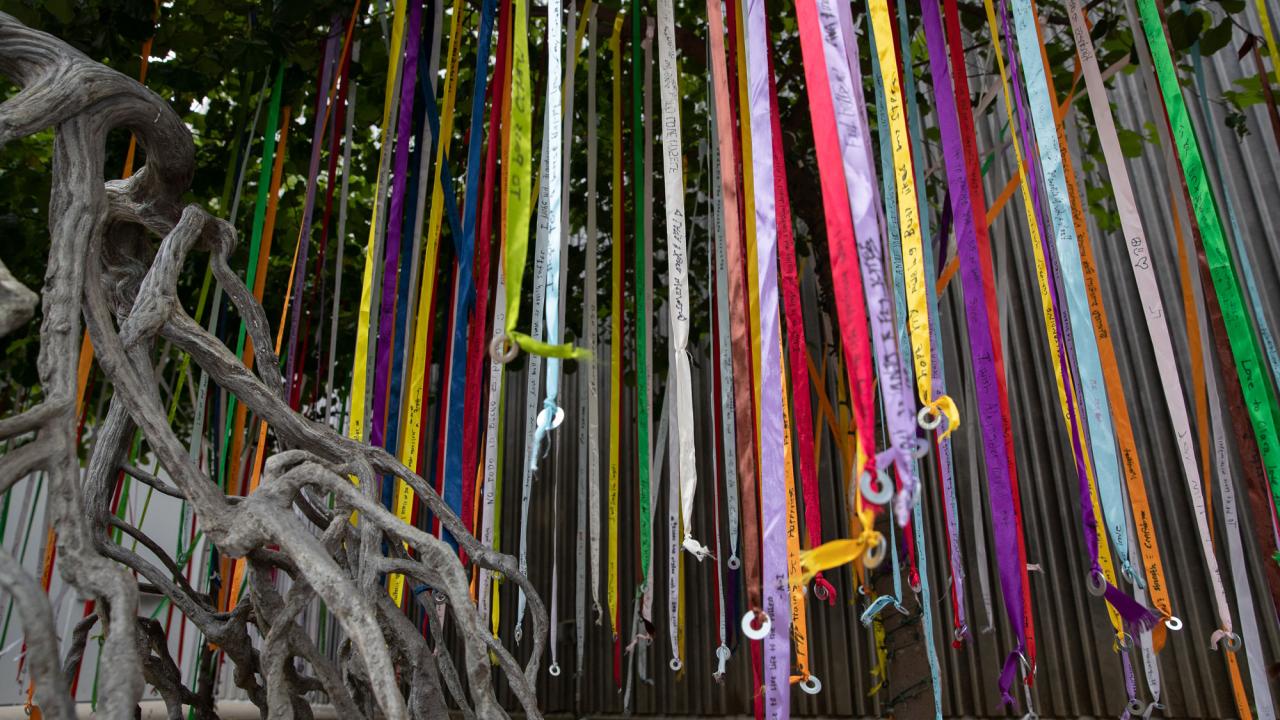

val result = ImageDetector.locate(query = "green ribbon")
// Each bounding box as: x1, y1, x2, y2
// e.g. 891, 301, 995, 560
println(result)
1135, 0, 1280, 545
632, 0, 650, 585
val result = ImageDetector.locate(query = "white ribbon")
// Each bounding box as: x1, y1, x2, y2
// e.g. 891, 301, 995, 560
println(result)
665, 355, 683, 671
478, 263, 508, 627
657, 0, 707, 564
529, 0, 567, 469
1118, 0, 1235, 637
1203, 286, 1273, 718
514, 123, 550, 641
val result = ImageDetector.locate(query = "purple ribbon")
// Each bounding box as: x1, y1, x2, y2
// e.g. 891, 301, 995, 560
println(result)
370, 0, 424, 449
920, 0, 1028, 701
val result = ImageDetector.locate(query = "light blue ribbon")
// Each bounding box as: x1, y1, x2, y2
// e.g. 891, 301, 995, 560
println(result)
868, 37, 943, 719
1007, 0, 1135, 581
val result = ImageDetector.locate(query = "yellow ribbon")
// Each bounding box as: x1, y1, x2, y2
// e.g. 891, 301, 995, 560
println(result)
606, 13, 625, 639
348, 0, 408, 451
867, 0, 960, 439
387, 0, 468, 605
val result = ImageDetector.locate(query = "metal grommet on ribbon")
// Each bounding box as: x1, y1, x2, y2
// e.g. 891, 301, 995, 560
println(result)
1112, 632, 1132, 653
1163, 615, 1182, 631
741, 610, 771, 640
1086, 571, 1107, 597
431, 589, 447, 604
952, 623, 969, 648
548, 663, 561, 677
727, 554, 741, 570
713, 644, 731, 680
1223, 632, 1242, 652
669, 658, 683, 672
1126, 699, 1148, 716
489, 333, 518, 363
536, 404, 566, 430
799, 675, 822, 695
1210, 628, 1242, 651
859, 468, 893, 505
917, 403, 944, 431
863, 536, 888, 569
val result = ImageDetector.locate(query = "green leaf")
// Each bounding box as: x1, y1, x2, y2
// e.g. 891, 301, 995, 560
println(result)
1168, 9, 1206, 50
1116, 126, 1147, 157
1199, 17, 1235, 55
1220, 0, 1247, 13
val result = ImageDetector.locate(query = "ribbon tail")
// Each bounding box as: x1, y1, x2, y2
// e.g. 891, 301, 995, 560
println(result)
1102, 581, 1159, 631
681, 536, 714, 561
999, 650, 1020, 707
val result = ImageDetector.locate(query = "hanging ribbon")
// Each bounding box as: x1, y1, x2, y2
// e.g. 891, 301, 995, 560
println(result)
764, 42, 821, 694
920, 0, 1034, 687
444, 0, 498, 556
1135, 0, 1280, 614
584, 5, 604, 625
1203, 310, 1274, 719
743, 2, 794, 715
607, 11, 625, 651
656, 0, 708, 561
221, 65, 287, 496
855, 0, 936, 527
894, 0, 966, 639
347, 1, 407, 451
1008, 0, 1145, 590
789, 0, 894, 588
705, 0, 764, 650
868, 0, 960, 466
477, 0, 513, 631
515, 124, 554, 640
1063, 0, 1181, 630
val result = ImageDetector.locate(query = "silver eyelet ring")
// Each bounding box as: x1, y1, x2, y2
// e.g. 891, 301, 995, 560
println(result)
669, 658, 682, 672
548, 663, 561, 677
727, 555, 741, 570
953, 623, 968, 644
432, 589, 447, 604
741, 610, 772, 640
1222, 632, 1243, 652
799, 674, 822, 695
860, 468, 894, 505
537, 404, 566, 429
1126, 699, 1147, 716
813, 581, 829, 602
863, 536, 888, 569
917, 404, 944, 431
489, 333, 518, 363
1163, 615, 1182, 631
1113, 632, 1133, 652
1086, 571, 1107, 597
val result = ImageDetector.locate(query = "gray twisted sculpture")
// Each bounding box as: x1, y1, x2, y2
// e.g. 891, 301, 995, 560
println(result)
0, 13, 545, 719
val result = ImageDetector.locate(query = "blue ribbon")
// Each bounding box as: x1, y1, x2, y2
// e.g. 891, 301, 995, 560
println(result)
432, 0, 496, 548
